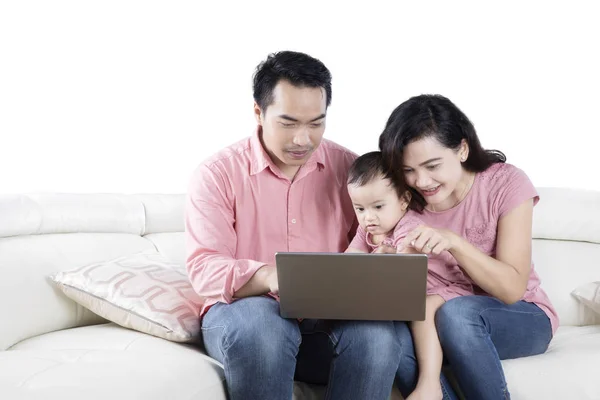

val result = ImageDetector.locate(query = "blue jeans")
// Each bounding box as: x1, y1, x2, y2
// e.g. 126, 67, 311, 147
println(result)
395, 296, 553, 400
201, 296, 402, 400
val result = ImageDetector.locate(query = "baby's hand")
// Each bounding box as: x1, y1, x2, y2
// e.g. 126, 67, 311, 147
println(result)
374, 244, 396, 254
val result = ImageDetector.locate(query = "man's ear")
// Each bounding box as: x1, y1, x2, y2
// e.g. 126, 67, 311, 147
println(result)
253, 102, 263, 125
400, 191, 412, 210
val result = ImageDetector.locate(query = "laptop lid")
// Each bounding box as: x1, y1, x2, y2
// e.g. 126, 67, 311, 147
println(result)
275, 252, 427, 321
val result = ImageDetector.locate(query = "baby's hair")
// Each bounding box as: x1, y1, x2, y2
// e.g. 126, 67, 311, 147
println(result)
348, 151, 408, 199
348, 151, 386, 187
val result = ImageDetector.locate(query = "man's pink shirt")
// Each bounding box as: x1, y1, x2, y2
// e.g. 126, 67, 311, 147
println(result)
185, 128, 358, 317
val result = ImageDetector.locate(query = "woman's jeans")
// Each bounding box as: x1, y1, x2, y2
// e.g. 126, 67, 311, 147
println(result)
395, 295, 553, 400
201, 296, 402, 400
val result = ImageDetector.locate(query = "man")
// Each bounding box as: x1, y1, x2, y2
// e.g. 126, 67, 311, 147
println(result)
185, 51, 401, 400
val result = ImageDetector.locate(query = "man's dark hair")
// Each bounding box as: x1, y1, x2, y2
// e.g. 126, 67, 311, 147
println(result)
252, 51, 332, 113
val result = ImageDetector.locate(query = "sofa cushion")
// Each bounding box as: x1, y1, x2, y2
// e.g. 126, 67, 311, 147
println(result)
10, 323, 403, 400
0, 233, 157, 351
502, 325, 600, 399
50, 250, 202, 342
0, 194, 145, 239
135, 194, 185, 235
2, 325, 225, 400
531, 239, 600, 326
572, 281, 600, 315
143, 232, 186, 267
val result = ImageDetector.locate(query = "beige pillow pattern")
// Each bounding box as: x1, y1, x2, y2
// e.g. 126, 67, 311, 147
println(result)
50, 250, 202, 342
571, 281, 600, 315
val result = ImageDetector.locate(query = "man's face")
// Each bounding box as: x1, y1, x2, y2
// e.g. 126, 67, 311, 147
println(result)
255, 80, 327, 172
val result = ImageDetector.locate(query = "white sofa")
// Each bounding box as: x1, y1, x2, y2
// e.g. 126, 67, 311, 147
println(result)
1, 188, 599, 400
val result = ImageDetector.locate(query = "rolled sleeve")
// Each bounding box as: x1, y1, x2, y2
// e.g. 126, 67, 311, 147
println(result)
185, 165, 265, 312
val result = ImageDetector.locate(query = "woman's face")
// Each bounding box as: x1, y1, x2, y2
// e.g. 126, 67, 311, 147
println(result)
401, 136, 469, 211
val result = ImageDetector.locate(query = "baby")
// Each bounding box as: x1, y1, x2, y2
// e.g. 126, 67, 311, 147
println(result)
346, 151, 472, 400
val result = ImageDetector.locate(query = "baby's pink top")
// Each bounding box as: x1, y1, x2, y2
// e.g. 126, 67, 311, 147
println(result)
350, 212, 474, 301
415, 163, 558, 334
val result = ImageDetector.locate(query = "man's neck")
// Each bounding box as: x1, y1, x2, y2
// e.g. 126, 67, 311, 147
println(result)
280, 164, 301, 181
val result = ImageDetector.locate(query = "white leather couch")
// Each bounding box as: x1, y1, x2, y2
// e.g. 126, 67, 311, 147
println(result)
1, 187, 599, 400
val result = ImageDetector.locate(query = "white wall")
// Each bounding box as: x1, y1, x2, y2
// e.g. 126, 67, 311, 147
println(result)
1, 1, 598, 194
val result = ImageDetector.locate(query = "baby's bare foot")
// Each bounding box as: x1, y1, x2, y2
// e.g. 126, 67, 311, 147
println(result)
405, 382, 443, 400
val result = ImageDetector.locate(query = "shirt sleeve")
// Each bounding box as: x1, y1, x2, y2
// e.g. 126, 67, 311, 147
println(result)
185, 164, 266, 304
493, 164, 540, 218
347, 224, 370, 252
391, 213, 424, 248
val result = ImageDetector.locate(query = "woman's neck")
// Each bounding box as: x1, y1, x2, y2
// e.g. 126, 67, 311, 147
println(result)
427, 171, 475, 212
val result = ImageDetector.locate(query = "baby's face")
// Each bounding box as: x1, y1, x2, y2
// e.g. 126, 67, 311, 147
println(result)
348, 176, 408, 237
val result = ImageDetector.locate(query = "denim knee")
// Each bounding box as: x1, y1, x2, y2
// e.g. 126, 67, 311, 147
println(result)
335, 321, 401, 368
204, 297, 301, 363
435, 296, 484, 347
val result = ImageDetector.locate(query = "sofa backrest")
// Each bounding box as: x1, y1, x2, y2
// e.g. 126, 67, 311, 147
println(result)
0, 188, 599, 349
0, 194, 184, 350
531, 188, 600, 326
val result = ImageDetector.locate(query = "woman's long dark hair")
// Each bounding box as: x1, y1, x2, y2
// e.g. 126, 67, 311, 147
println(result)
379, 94, 506, 211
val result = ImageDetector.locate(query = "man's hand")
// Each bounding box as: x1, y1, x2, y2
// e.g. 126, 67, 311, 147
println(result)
234, 264, 279, 298
264, 264, 279, 294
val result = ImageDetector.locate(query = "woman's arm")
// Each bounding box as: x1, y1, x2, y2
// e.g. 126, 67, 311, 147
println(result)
450, 199, 533, 303
401, 199, 534, 304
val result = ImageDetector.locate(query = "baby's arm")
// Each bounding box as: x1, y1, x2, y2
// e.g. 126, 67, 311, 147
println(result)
345, 247, 367, 253
345, 224, 370, 253
406, 295, 445, 400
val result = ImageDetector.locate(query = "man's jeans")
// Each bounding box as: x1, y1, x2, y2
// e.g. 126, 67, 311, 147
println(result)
201, 296, 401, 400
394, 295, 553, 400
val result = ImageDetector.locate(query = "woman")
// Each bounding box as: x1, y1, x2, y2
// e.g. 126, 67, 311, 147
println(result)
379, 94, 558, 399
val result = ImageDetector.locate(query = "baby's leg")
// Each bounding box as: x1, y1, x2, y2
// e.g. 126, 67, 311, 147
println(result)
406, 294, 446, 400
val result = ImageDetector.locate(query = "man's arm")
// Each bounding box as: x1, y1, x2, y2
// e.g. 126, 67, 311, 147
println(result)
233, 264, 278, 298
185, 164, 272, 303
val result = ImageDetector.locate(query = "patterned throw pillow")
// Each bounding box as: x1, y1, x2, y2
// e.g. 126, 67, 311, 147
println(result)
572, 281, 600, 316
50, 250, 202, 342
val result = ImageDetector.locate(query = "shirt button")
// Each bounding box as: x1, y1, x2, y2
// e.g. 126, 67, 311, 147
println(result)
291, 219, 297, 224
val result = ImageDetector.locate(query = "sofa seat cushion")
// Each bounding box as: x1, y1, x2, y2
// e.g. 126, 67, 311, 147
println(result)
3, 324, 225, 400
9, 323, 404, 400
502, 325, 600, 399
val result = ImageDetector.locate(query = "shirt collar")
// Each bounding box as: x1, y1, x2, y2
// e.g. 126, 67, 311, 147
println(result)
249, 126, 273, 176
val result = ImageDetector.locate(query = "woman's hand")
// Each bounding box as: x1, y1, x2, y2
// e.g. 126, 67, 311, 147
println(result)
400, 226, 458, 256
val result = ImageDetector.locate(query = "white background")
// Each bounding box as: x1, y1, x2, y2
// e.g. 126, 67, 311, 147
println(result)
1, 1, 598, 194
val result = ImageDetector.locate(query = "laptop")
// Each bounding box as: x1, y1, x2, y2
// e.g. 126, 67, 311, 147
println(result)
275, 252, 428, 321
